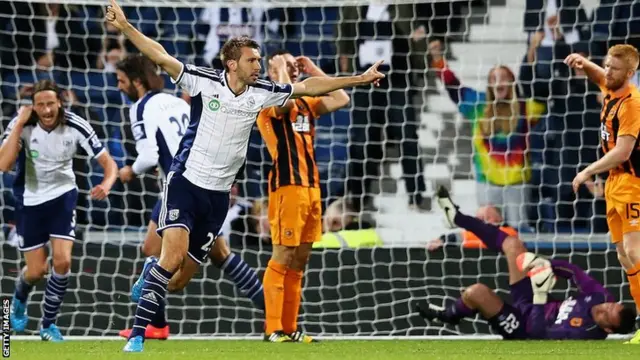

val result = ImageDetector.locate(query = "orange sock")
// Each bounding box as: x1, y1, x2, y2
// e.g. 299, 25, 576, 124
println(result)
263, 260, 287, 335
282, 269, 304, 334
627, 262, 640, 312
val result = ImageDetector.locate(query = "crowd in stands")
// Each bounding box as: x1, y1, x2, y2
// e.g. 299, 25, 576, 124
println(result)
0, 0, 639, 247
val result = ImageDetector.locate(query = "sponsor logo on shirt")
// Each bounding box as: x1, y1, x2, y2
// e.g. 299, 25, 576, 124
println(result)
208, 99, 221, 112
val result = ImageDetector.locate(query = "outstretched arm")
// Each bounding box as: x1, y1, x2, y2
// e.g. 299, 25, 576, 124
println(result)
428, 40, 485, 118
296, 56, 350, 115
106, 0, 182, 80
549, 259, 610, 297
291, 60, 385, 98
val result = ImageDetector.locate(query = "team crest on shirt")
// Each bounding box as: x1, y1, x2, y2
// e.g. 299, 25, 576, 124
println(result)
208, 99, 221, 112
570, 317, 583, 327
168, 209, 180, 221
28, 150, 39, 159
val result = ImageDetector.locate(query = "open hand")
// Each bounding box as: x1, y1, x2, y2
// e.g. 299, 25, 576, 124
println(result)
91, 184, 110, 200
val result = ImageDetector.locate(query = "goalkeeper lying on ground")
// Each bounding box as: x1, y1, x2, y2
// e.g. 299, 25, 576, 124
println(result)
416, 187, 636, 340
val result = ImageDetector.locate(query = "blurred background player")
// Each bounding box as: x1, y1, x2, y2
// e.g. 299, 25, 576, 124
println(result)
257, 51, 350, 342
416, 187, 636, 339
567, 45, 640, 343
114, 54, 265, 340
106, 0, 383, 352
2, 80, 117, 342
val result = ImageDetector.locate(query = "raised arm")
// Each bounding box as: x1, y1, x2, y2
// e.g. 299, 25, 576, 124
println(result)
0, 107, 30, 172
106, 0, 182, 80
549, 259, 610, 297
291, 60, 384, 98
428, 40, 485, 118
564, 53, 605, 88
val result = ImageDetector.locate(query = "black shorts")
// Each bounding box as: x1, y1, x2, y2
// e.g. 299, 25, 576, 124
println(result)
490, 278, 533, 340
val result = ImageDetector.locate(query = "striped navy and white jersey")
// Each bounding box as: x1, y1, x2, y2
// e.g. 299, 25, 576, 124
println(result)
1, 112, 106, 206
170, 62, 293, 191
129, 91, 190, 178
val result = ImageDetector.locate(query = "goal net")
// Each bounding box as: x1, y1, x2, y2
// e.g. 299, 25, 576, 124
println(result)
0, 0, 634, 338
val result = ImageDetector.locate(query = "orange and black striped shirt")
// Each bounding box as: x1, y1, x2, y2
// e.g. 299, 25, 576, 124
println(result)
257, 96, 322, 191
599, 82, 640, 177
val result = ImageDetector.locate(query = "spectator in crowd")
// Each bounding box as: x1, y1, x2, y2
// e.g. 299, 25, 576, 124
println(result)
523, 0, 589, 95
427, 205, 518, 251
97, 16, 127, 71
428, 40, 546, 229
547, 49, 606, 232
591, 0, 640, 59
195, 5, 291, 68
337, 4, 429, 213
228, 198, 271, 247
2, 2, 106, 70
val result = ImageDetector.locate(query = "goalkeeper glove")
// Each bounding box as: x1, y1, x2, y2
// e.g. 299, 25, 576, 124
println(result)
516, 252, 556, 305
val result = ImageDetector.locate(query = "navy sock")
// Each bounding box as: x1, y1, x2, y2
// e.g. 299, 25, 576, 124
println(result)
14, 270, 34, 303
150, 301, 167, 328
221, 253, 265, 310
454, 212, 509, 253
41, 270, 69, 329
130, 264, 172, 340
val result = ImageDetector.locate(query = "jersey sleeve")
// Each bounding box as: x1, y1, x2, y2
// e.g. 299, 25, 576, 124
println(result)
69, 116, 106, 158
129, 105, 160, 174
1, 117, 26, 147
171, 62, 218, 97
303, 96, 324, 119
550, 259, 611, 299
260, 80, 293, 108
617, 98, 640, 138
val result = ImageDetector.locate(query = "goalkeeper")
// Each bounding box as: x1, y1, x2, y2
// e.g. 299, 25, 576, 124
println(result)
416, 186, 636, 339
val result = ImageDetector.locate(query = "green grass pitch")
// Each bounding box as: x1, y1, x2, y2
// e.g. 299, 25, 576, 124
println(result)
7, 340, 640, 360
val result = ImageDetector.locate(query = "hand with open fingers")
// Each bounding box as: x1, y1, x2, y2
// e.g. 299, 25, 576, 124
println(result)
517, 252, 556, 304
105, 0, 129, 31
362, 60, 385, 87
564, 53, 586, 69
91, 184, 110, 200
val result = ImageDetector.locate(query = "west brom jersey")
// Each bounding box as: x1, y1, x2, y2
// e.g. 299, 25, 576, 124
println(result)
170, 63, 292, 191
129, 91, 190, 177
2, 112, 105, 206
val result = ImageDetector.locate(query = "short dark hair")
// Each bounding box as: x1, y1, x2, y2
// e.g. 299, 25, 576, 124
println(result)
220, 36, 260, 71
614, 306, 637, 334
115, 54, 165, 91
31, 79, 66, 126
